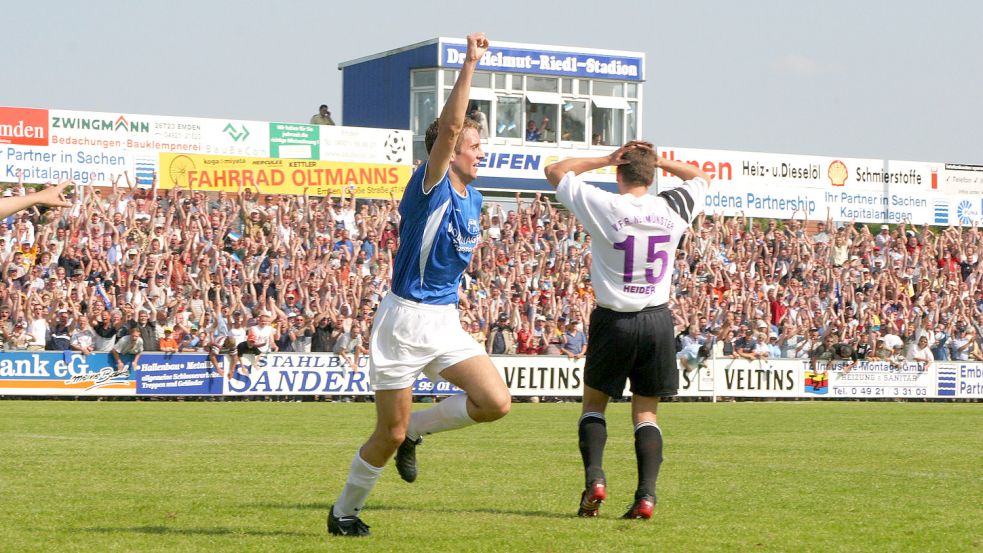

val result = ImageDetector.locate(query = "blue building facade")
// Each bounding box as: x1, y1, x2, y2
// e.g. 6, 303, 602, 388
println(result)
340, 38, 645, 192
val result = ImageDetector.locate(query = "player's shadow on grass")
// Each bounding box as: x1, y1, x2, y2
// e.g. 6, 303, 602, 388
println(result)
247, 501, 571, 520
84, 526, 316, 538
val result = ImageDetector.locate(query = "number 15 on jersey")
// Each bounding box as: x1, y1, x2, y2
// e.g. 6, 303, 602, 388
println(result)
613, 233, 671, 284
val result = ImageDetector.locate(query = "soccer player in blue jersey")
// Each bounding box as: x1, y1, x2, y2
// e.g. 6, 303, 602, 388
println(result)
328, 33, 511, 538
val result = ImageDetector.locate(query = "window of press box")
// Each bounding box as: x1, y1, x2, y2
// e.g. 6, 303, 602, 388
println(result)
471, 72, 492, 89
626, 101, 638, 141
412, 70, 436, 88
443, 69, 457, 84
525, 99, 558, 143
412, 91, 436, 135
591, 105, 624, 146
526, 76, 559, 93
592, 80, 623, 97
561, 78, 573, 94
468, 100, 491, 139
496, 96, 522, 139
627, 83, 638, 98
560, 100, 586, 142
494, 73, 506, 89
412, 139, 427, 165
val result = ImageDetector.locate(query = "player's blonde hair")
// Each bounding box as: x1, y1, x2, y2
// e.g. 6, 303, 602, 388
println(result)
425, 118, 482, 155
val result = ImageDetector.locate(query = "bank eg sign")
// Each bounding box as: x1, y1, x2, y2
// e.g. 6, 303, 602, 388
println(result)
0, 107, 48, 146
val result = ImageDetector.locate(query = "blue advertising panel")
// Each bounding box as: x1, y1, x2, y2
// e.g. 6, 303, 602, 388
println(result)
441, 42, 643, 81
0, 352, 135, 395
136, 354, 224, 396
223, 353, 463, 396
936, 363, 983, 398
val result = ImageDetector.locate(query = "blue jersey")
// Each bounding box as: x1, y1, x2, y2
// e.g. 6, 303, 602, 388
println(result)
391, 163, 483, 305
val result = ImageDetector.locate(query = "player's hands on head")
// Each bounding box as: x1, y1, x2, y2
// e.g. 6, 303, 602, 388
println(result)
35, 180, 72, 208
608, 140, 654, 166
466, 33, 489, 62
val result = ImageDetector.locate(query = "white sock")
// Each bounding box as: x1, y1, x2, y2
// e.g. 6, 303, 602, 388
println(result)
334, 450, 384, 518
406, 393, 476, 440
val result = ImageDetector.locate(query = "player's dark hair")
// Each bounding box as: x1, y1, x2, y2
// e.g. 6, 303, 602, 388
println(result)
424, 118, 482, 155
617, 146, 657, 187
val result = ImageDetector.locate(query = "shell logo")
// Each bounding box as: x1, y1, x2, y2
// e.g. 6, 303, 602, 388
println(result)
828, 160, 848, 186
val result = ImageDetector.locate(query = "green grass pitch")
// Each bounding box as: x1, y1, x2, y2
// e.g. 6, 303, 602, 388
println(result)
0, 400, 980, 552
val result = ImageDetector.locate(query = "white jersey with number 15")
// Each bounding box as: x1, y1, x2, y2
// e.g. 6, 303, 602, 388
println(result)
556, 172, 708, 312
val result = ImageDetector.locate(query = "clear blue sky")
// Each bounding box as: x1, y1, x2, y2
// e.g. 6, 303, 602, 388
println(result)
4, 0, 980, 163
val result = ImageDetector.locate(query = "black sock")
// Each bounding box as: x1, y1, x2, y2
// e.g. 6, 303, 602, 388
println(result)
578, 412, 607, 486
634, 423, 663, 500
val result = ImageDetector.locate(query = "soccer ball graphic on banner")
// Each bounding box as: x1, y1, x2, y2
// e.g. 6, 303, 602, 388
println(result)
383, 132, 407, 164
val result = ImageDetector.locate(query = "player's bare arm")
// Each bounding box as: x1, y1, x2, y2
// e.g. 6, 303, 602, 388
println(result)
654, 154, 712, 184
424, 33, 489, 191
0, 180, 72, 219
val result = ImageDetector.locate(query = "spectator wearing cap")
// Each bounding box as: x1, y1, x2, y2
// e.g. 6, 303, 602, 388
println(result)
531, 314, 547, 340
159, 327, 179, 353
766, 331, 782, 358
7, 320, 33, 350
950, 326, 973, 361
44, 308, 73, 351
487, 313, 517, 355
875, 225, 892, 249
179, 326, 203, 352
228, 310, 248, 346
560, 319, 586, 360
730, 327, 756, 360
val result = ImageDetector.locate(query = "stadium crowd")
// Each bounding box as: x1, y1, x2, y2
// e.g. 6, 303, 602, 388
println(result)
2, 171, 982, 373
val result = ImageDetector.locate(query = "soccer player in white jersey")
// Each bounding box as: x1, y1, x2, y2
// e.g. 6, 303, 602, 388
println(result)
545, 141, 710, 520
328, 33, 511, 537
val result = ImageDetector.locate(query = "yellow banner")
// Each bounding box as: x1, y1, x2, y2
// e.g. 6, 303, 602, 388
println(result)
158, 153, 411, 199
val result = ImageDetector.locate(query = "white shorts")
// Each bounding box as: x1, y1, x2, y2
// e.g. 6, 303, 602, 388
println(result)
369, 293, 487, 391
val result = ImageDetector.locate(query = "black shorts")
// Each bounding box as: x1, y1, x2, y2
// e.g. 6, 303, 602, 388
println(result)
584, 304, 678, 399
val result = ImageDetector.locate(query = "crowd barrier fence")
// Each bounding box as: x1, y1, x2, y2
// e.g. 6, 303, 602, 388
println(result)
1, 352, 980, 400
